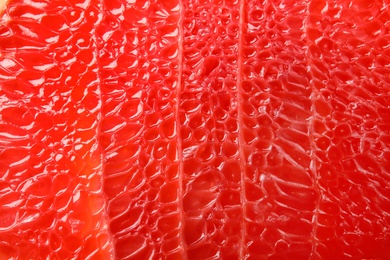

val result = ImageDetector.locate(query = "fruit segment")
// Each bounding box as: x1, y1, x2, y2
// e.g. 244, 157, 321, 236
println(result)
241, 0, 390, 258
1, 0, 390, 259
96, 0, 183, 258
0, 0, 113, 258
240, 0, 317, 258
307, 1, 390, 258
180, 0, 243, 258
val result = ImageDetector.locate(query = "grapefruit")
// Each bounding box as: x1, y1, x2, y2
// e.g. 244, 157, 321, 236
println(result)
0, 0, 114, 258
97, 0, 183, 258
241, 0, 390, 258
180, 0, 243, 259
0, 0, 389, 259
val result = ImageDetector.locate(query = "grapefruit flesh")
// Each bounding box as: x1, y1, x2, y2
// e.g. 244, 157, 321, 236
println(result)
306, 1, 390, 257
180, 0, 243, 259
97, 0, 183, 258
0, 0, 390, 259
0, 0, 114, 258
241, 0, 316, 258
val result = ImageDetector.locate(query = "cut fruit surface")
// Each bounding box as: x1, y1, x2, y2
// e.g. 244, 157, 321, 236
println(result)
180, 0, 243, 258
307, 1, 390, 257
0, 0, 113, 258
97, 0, 183, 258
241, 0, 317, 258
0, 0, 390, 259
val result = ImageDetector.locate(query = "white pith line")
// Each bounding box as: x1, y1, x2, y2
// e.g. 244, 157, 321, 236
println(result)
177, 0, 187, 258
237, 0, 247, 258
94, 0, 117, 258
304, 0, 321, 257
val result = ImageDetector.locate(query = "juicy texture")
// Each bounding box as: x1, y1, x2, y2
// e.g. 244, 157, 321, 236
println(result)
307, 1, 390, 257
0, 0, 390, 259
241, 0, 390, 258
97, 0, 183, 258
180, 0, 243, 258
241, 0, 317, 258
0, 0, 113, 258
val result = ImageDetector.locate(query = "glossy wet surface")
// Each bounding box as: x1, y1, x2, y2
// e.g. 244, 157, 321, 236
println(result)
0, 0, 390, 259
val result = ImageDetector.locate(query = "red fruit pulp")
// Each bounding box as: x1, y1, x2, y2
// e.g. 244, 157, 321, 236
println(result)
241, 0, 316, 258
240, 0, 390, 258
306, 1, 390, 257
0, 0, 113, 258
180, 0, 243, 259
0, 0, 390, 259
97, 0, 183, 258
